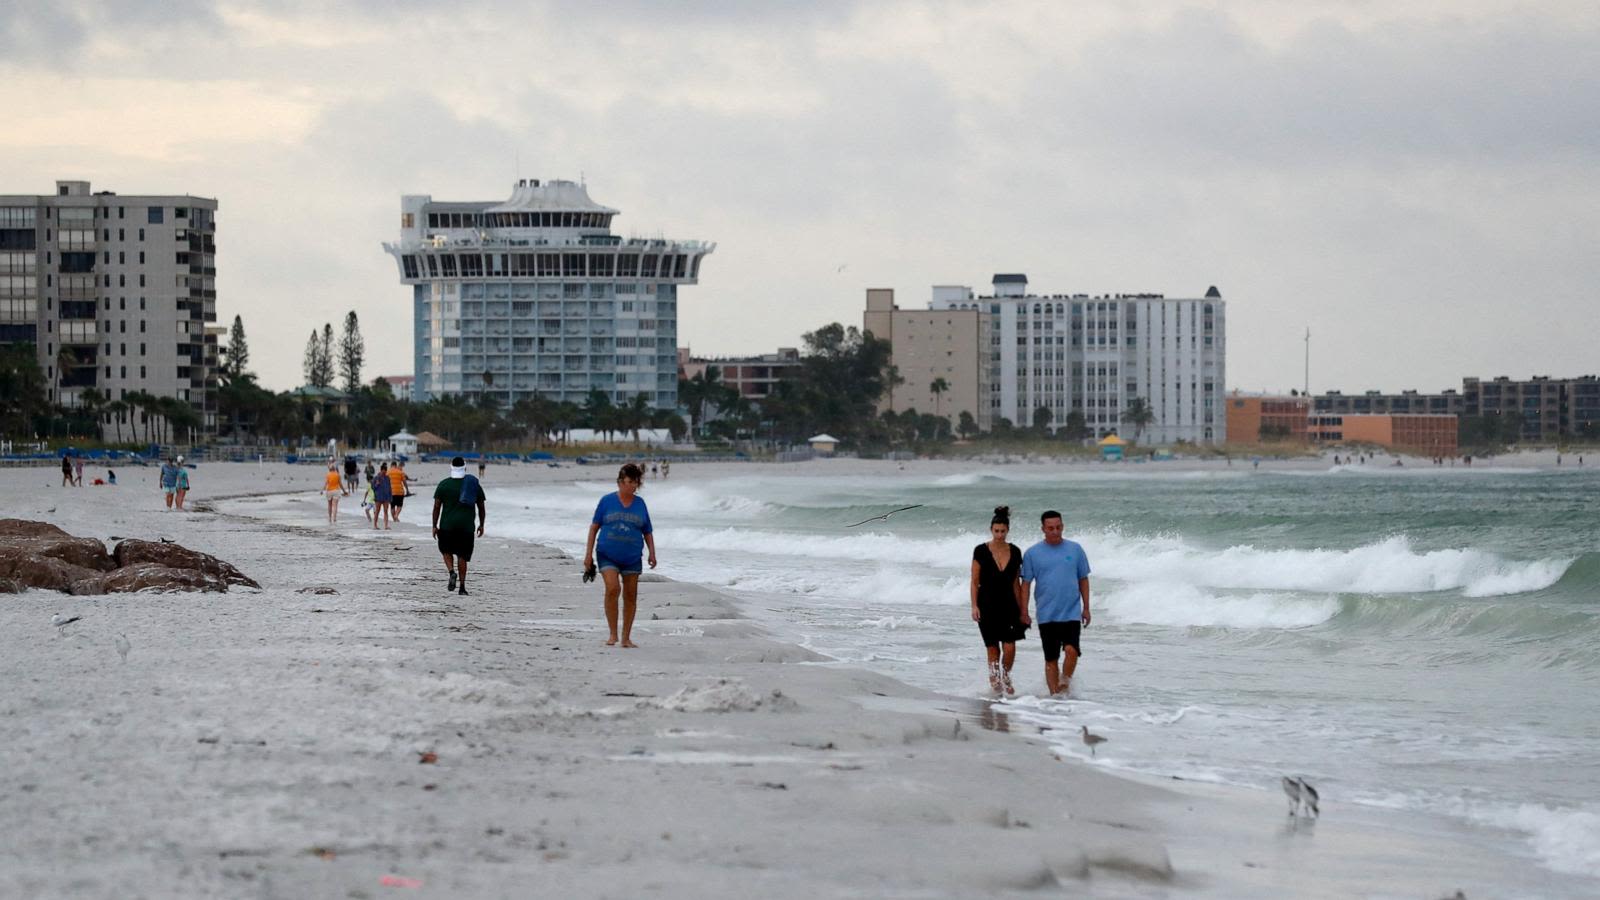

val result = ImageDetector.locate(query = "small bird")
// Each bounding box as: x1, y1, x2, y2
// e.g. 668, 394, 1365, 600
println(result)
51, 613, 81, 637
1080, 725, 1108, 757
845, 505, 925, 528
1282, 775, 1320, 819
115, 633, 131, 663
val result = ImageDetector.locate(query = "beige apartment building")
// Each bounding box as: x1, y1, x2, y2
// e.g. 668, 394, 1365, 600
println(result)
864, 288, 990, 432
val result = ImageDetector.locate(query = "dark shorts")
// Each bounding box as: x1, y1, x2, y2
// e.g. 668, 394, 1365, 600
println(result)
391, 493, 405, 510
437, 528, 474, 561
1039, 621, 1082, 662
595, 551, 642, 577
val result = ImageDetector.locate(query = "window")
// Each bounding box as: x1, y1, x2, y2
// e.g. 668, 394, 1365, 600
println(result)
147, 208, 164, 224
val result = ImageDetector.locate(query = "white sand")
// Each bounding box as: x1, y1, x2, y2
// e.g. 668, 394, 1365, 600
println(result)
1, 459, 1583, 898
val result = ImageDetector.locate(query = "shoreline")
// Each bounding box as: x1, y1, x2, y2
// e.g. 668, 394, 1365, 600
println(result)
1, 461, 1590, 897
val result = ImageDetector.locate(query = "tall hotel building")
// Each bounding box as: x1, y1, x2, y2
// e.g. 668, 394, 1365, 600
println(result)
930, 274, 1226, 444
383, 180, 713, 408
0, 180, 219, 428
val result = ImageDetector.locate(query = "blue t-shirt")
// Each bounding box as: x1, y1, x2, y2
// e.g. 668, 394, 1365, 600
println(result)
160, 463, 179, 489
592, 492, 653, 565
1021, 539, 1091, 623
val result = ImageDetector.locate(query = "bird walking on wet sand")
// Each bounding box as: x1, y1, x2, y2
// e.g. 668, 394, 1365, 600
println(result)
51, 613, 81, 637
1281, 775, 1319, 819
845, 505, 925, 528
115, 633, 131, 663
1080, 725, 1108, 757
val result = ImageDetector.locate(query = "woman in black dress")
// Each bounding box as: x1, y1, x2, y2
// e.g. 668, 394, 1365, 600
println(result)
970, 505, 1031, 695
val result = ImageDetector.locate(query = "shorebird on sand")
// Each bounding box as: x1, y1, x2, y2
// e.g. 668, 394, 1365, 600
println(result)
115, 633, 131, 663
1080, 725, 1108, 757
1281, 776, 1320, 819
51, 613, 81, 638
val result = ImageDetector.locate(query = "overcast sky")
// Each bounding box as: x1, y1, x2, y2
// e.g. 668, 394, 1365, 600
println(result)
6, 1, 1596, 394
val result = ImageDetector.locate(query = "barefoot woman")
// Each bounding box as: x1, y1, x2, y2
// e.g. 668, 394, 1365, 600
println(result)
583, 463, 657, 648
971, 505, 1030, 695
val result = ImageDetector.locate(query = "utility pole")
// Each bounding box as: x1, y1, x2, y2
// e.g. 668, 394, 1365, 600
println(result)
1303, 327, 1311, 398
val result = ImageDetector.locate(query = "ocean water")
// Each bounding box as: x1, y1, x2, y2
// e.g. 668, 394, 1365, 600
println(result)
492, 463, 1600, 881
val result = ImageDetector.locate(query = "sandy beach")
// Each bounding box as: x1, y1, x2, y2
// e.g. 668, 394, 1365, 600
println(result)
1, 455, 1590, 898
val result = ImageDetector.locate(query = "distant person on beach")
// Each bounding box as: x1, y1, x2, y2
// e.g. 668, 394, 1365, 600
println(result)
432, 456, 486, 596
323, 462, 347, 524
107, 468, 116, 485
388, 460, 412, 521
583, 462, 656, 649
343, 455, 359, 492
661, 459, 670, 479
160, 457, 180, 509
174, 462, 190, 510
477, 459, 486, 480
971, 505, 1030, 696
364, 460, 376, 486
73, 457, 84, 487
371, 461, 392, 529
61, 456, 73, 487
1021, 509, 1092, 696
361, 478, 376, 525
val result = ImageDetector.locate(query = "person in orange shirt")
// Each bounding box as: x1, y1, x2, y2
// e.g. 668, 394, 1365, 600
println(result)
387, 460, 412, 522
323, 462, 348, 524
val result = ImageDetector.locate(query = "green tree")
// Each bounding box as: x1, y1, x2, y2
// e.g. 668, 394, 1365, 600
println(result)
1060, 410, 1089, 441
223, 315, 250, 380
929, 377, 950, 420
957, 410, 979, 439
1032, 405, 1053, 434
339, 311, 365, 393
1121, 397, 1155, 443
0, 345, 50, 436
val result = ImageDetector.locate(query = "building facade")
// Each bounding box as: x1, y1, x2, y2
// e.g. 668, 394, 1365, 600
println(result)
0, 179, 219, 431
678, 347, 801, 401
1308, 413, 1458, 456
383, 180, 713, 409
864, 288, 991, 432
1226, 393, 1310, 444
1318, 376, 1600, 442
1314, 389, 1465, 417
927, 275, 1226, 444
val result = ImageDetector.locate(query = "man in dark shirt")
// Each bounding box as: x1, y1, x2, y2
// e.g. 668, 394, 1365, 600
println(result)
431, 456, 486, 596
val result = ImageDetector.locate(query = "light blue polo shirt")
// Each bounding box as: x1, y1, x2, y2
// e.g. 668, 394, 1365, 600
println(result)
1021, 539, 1091, 623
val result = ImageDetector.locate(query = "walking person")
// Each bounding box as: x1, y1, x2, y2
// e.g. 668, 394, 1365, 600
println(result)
431, 456, 486, 596
371, 461, 392, 530
61, 455, 74, 487
322, 462, 347, 524
343, 455, 360, 493
971, 506, 1030, 696
583, 463, 656, 648
159, 457, 180, 509
174, 461, 190, 510
387, 460, 412, 522
1020, 509, 1092, 696
73, 456, 84, 487
364, 459, 377, 487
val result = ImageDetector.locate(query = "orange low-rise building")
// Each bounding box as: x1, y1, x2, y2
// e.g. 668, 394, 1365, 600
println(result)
1226, 394, 1310, 444
1308, 413, 1457, 455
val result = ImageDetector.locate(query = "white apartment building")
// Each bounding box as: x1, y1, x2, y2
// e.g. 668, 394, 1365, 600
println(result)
0, 180, 219, 431
932, 274, 1226, 444
383, 179, 713, 409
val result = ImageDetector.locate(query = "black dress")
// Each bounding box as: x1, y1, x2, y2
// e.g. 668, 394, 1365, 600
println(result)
974, 542, 1026, 646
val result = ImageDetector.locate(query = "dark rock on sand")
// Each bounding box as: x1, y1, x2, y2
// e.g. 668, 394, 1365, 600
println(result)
0, 520, 257, 595
113, 539, 260, 589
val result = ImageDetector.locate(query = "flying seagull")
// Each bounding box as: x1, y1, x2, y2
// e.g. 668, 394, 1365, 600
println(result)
51, 613, 81, 637
845, 505, 924, 528
1080, 725, 1108, 757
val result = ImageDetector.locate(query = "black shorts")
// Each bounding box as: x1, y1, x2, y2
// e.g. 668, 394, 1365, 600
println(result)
437, 528, 475, 561
391, 494, 405, 510
1039, 621, 1082, 662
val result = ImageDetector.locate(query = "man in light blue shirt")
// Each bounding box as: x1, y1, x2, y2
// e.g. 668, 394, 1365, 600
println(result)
1020, 509, 1092, 695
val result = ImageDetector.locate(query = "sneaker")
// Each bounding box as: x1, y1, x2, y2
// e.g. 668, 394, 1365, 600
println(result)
447, 571, 457, 592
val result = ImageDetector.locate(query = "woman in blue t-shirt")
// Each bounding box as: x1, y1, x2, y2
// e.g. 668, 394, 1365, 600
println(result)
583, 463, 656, 648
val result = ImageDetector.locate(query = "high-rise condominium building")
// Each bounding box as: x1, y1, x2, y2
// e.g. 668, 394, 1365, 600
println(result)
0, 180, 219, 430
929, 274, 1227, 444
382, 180, 714, 408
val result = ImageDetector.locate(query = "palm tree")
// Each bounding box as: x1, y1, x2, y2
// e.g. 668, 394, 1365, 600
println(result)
106, 399, 128, 443
1121, 397, 1155, 444
929, 377, 950, 420
625, 393, 652, 444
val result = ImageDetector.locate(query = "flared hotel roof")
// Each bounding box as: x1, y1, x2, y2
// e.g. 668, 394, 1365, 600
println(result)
485, 179, 619, 215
